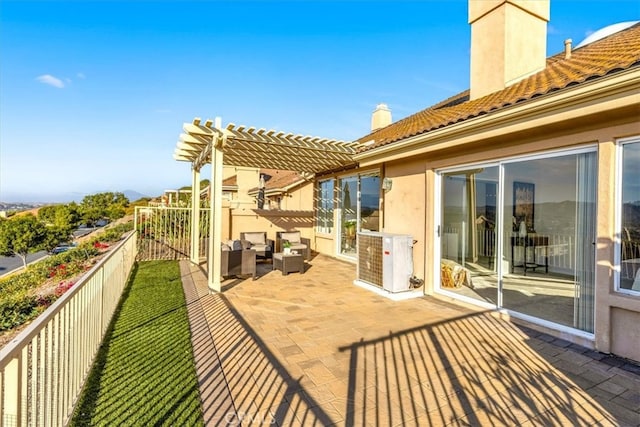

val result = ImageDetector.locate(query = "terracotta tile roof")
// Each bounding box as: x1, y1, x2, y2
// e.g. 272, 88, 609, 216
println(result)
357, 23, 640, 153
249, 169, 306, 193
223, 175, 237, 186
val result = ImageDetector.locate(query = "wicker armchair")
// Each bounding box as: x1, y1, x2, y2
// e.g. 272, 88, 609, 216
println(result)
276, 231, 310, 260
239, 232, 274, 261
221, 244, 256, 280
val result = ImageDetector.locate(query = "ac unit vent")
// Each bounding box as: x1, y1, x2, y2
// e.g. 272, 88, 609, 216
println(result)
358, 233, 383, 286
357, 232, 414, 293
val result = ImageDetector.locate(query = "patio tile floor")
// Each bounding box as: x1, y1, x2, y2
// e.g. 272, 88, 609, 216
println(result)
181, 255, 640, 426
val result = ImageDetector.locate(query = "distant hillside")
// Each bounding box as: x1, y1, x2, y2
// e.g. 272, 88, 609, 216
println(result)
123, 190, 149, 202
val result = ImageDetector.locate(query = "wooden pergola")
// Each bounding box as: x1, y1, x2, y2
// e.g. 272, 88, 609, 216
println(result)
173, 117, 361, 291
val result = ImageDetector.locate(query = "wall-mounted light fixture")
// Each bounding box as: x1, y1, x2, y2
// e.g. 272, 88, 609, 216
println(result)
382, 177, 393, 192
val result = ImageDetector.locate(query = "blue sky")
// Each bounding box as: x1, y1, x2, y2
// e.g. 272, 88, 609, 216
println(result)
1, 0, 638, 203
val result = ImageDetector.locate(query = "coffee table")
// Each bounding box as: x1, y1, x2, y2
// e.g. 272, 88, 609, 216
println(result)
273, 252, 305, 275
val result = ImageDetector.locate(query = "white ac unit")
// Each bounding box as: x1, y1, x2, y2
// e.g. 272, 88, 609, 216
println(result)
357, 232, 414, 293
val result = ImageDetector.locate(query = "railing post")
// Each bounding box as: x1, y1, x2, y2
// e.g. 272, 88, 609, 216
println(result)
191, 168, 201, 264
2, 357, 20, 427
100, 264, 105, 339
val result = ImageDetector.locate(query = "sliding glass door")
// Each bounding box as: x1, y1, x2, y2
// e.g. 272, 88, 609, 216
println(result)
338, 172, 380, 258
441, 166, 499, 305
438, 149, 596, 333
502, 151, 596, 331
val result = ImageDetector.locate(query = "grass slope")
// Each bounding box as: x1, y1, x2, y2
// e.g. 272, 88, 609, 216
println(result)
71, 261, 203, 426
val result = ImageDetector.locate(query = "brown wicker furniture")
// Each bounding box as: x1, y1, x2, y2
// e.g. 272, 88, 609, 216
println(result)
240, 232, 274, 261
221, 246, 256, 280
276, 231, 310, 260
273, 252, 305, 275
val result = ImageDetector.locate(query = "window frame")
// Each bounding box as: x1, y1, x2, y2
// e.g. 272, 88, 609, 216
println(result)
316, 178, 335, 234
615, 136, 640, 296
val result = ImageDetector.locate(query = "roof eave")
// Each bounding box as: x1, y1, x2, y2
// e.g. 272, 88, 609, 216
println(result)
354, 68, 640, 167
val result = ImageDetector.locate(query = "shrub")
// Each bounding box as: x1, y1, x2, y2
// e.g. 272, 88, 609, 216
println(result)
0, 293, 40, 332
54, 281, 74, 297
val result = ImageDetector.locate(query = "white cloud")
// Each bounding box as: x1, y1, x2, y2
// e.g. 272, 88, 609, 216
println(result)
36, 74, 65, 88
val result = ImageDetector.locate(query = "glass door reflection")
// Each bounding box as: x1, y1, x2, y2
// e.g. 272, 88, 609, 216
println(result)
339, 176, 358, 256
441, 166, 499, 305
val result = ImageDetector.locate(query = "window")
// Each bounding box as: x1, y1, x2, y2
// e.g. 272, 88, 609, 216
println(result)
337, 172, 380, 257
618, 139, 640, 294
316, 179, 334, 233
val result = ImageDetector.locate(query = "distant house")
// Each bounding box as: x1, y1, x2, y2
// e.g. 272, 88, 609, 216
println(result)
221, 167, 311, 211
216, 167, 315, 244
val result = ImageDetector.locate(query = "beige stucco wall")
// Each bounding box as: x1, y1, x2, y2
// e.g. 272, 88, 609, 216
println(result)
233, 167, 261, 209
380, 160, 427, 285
610, 308, 640, 362
279, 181, 314, 211
314, 233, 337, 258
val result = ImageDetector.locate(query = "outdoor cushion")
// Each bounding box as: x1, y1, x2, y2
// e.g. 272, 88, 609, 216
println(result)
243, 232, 266, 245
251, 244, 271, 253
281, 231, 301, 244
221, 243, 231, 251
288, 243, 307, 250
240, 239, 252, 250
227, 239, 243, 251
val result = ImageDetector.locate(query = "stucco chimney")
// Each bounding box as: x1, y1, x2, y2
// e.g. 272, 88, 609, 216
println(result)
564, 39, 572, 59
469, 0, 550, 100
371, 103, 392, 131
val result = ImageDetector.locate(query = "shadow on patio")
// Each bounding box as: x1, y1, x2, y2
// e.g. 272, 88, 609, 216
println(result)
182, 255, 638, 426
338, 314, 617, 426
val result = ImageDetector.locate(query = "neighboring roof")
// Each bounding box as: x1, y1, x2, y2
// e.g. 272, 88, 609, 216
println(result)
248, 169, 307, 194
222, 175, 237, 187
356, 22, 640, 153
262, 169, 305, 189
576, 21, 639, 48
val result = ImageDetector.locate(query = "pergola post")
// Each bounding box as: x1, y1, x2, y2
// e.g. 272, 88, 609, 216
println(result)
207, 117, 224, 293
190, 167, 201, 264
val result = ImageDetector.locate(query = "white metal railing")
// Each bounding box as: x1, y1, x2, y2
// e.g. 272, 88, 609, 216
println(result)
442, 227, 577, 271
135, 206, 209, 261
0, 231, 137, 427
622, 239, 640, 280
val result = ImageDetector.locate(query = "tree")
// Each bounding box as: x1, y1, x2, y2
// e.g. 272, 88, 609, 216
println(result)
0, 214, 49, 267
38, 203, 81, 236
36, 205, 58, 225
80, 192, 129, 225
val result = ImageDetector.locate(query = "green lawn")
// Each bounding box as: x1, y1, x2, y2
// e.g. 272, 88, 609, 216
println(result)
70, 260, 204, 426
